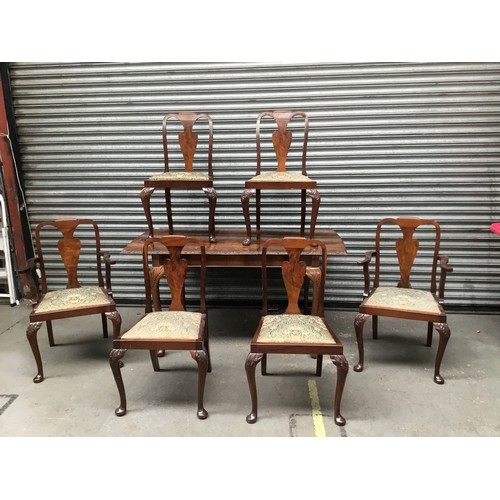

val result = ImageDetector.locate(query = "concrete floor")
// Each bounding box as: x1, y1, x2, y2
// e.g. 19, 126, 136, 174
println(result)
1, 299, 498, 498
1, 299, 499, 438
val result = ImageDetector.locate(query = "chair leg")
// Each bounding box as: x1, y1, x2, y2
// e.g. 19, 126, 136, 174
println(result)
105, 311, 122, 339
315, 354, 323, 376
433, 322, 451, 384
202, 187, 217, 243
46, 320, 55, 346
149, 350, 160, 371
261, 353, 267, 375
354, 313, 371, 372
330, 354, 349, 426
300, 189, 306, 235
191, 350, 209, 419
164, 188, 174, 234
372, 315, 378, 339
255, 189, 261, 237
245, 352, 264, 423
140, 187, 155, 237
204, 322, 212, 373
426, 322, 433, 346
306, 189, 320, 240
27, 321, 44, 383
241, 188, 255, 246
101, 313, 108, 338
109, 348, 127, 416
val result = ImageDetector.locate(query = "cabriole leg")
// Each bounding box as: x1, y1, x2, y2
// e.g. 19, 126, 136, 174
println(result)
330, 354, 349, 426
306, 189, 320, 240
241, 188, 255, 246
245, 352, 264, 423
202, 187, 217, 243
433, 322, 450, 384
354, 313, 371, 372
109, 348, 127, 416
191, 349, 209, 419
140, 187, 155, 237
27, 321, 44, 383
105, 311, 122, 339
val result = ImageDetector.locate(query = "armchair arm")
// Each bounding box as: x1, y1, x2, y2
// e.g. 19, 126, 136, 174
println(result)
357, 250, 377, 298
99, 251, 116, 295
437, 255, 453, 302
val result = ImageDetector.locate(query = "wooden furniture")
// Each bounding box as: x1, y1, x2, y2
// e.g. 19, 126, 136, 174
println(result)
241, 110, 320, 246
244, 237, 348, 426
140, 112, 217, 243
26, 219, 121, 383
354, 217, 453, 384
122, 227, 347, 315
110, 235, 211, 419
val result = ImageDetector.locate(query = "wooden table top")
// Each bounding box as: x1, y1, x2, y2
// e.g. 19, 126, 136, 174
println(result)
121, 227, 347, 267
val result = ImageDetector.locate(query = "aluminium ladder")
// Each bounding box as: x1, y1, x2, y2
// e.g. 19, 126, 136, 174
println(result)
0, 193, 17, 305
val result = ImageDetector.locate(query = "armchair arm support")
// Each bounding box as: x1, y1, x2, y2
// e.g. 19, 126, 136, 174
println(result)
437, 255, 453, 302
357, 250, 377, 298
99, 251, 115, 295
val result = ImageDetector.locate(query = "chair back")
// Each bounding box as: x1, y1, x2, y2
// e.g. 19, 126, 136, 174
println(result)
256, 110, 309, 176
142, 235, 206, 314
261, 237, 327, 316
374, 217, 441, 292
34, 218, 105, 294
162, 112, 214, 176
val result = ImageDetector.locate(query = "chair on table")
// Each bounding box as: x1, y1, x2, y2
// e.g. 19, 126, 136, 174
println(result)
354, 217, 453, 384
26, 218, 121, 383
244, 237, 348, 426
240, 110, 320, 246
140, 112, 217, 243
109, 235, 211, 419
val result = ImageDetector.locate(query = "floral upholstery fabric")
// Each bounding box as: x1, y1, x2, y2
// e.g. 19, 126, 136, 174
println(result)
256, 314, 335, 344
35, 286, 111, 313
248, 172, 313, 183
148, 172, 210, 181
122, 311, 202, 340
364, 287, 440, 314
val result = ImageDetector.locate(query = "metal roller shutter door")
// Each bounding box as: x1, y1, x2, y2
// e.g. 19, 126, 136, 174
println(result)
8, 62, 500, 310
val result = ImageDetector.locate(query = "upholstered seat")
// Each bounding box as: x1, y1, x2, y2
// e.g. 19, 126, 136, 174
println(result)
257, 314, 336, 344
148, 172, 210, 182
34, 286, 112, 314
363, 287, 441, 315
247, 172, 315, 184
121, 311, 202, 340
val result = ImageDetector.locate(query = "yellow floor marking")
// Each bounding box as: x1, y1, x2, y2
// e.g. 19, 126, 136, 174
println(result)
308, 379, 326, 437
